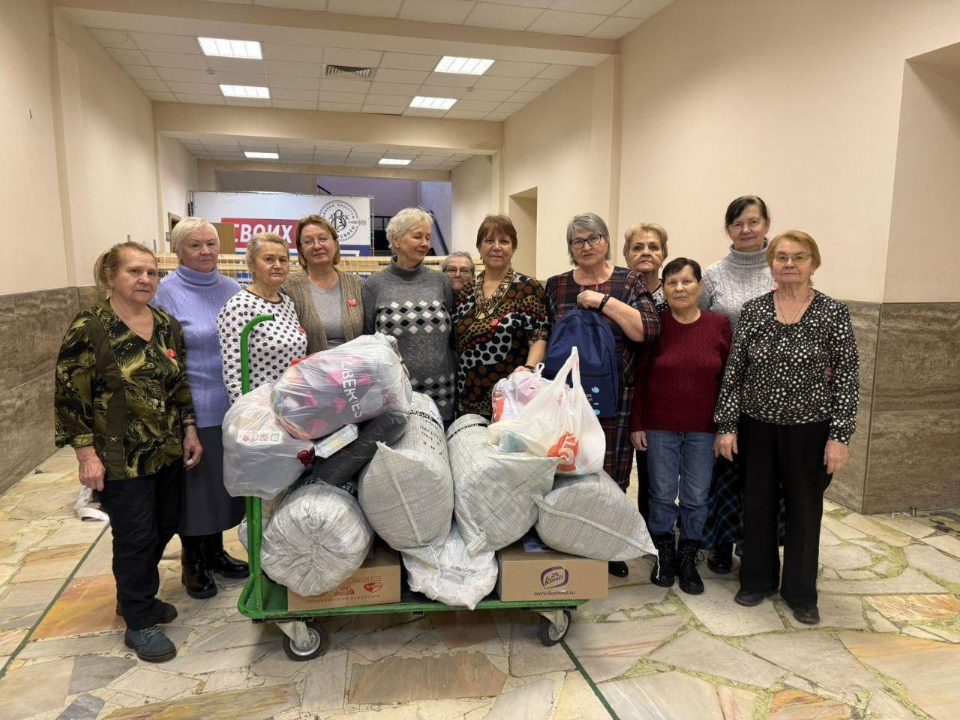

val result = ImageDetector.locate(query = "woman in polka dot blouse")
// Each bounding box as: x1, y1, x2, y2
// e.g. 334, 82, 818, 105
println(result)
217, 233, 308, 405
714, 230, 859, 626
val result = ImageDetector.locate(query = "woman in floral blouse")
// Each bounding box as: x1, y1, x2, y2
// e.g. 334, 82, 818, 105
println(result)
453, 215, 549, 418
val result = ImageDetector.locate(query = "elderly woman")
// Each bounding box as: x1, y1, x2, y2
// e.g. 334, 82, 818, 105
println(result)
453, 215, 549, 417
546, 212, 660, 578
715, 231, 858, 625
283, 214, 364, 354
362, 207, 456, 422
701, 196, 779, 575
218, 232, 307, 404
153, 218, 247, 600
440, 251, 476, 293
630, 258, 731, 595
56, 243, 200, 663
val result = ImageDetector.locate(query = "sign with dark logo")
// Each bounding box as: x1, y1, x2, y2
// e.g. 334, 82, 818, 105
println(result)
541, 566, 569, 590
320, 199, 367, 243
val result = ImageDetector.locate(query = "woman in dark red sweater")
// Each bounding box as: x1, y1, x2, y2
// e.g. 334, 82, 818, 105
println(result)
630, 258, 731, 595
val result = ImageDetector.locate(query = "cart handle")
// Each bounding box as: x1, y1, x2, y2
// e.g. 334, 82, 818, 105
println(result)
240, 313, 274, 612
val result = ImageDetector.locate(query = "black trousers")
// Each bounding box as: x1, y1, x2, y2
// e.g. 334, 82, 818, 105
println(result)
635, 449, 650, 522
738, 416, 831, 608
99, 462, 182, 630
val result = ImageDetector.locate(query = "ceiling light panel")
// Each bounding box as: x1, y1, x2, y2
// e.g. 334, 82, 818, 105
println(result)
244, 151, 279, 159
409, 96, 457, 110
435, 56, 495, 76
379, 158, 412, 166
220, 84, 270, 99
198, 37, 263, 60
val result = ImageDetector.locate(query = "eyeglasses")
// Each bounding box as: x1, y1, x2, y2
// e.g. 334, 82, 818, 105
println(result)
773, 252, 812, 265
301, 236, 334, 248
570, 234, 603, 250
729, 218, 765, 231
444, 267, 474, 277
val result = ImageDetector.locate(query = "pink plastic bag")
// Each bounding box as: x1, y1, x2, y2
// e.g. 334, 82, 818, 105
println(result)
490, 365, 546, 422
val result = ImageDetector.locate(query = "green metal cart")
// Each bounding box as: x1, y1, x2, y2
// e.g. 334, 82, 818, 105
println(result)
235, 314, 586, 661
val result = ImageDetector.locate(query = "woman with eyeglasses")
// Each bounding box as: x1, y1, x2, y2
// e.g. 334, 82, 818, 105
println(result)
700, 196, 780, 576
218, 233, 307, 405
440, 251, 476, 293
283, 214, 364, 354
545, 212, 660, 578
453, 216, 549, 418
715, 231, 859, 625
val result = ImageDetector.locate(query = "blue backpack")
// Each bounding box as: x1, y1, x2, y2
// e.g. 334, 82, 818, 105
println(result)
543, 309, 619, 418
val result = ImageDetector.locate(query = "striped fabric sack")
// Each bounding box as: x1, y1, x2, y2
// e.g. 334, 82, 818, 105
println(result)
535, 471, 658, 561
359, 393, 454, 551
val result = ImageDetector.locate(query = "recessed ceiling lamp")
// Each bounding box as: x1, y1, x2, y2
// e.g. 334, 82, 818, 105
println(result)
220, 84, 270, 99
409, 96, 457, 110
379, 158, 412, 166
198, 37, 262, 60
244, 151, 279, 160
434, 56, 494, 75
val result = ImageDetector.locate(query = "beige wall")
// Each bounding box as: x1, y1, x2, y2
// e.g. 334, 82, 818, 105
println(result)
613, 0, 960, 303
54, 19, 158, 284
451, 154, 496, 256
0, 0, 69, 294
158, 134, 199, 247
502, 58, 619, 280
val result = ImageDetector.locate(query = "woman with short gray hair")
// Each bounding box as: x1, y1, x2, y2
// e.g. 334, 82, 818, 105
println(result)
362, 207, 456, 422
440, 251, 475, 293
546, 212, 661, 578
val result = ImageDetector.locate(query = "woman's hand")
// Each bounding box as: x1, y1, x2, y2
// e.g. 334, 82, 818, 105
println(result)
715, 433, 738, 461
824, 439, 848, 475
577, 290, 605, 310
630, 431, 647, 451
183, 426, 203, 469
76, 447, 106, 492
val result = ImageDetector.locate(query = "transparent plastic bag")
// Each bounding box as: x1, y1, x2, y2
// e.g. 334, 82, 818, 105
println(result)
401, 523, 498, 610
272, 334, 413, 440
490, 365, 546, 422
222, 384, 314, 500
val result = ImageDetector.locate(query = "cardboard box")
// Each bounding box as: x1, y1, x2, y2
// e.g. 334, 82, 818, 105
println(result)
287, 547, 401, 611
214, 222, 236, 253
496, 537, 608, 602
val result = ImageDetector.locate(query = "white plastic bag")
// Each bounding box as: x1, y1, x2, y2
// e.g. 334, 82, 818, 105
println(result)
488, 348, 604, 475
401, 523, 498, 610
222, 384, 314, 500
272, 334, 413, 440
490, 365, 546, 422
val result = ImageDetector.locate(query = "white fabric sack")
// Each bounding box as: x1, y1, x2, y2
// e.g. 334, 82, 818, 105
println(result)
446, 415, 558, 555
260, 483, 373, 597
223, 384, 314, 500
488, 348, 604, 475
535, 471, 658, 561
490, 366, 546, 422
402, 523, 498, 610
359, 393, 454, 551
272, 334, 412, 440
237, 497, 278, 552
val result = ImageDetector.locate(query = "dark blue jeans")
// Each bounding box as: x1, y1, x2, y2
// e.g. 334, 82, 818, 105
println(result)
645, 430, 716, 542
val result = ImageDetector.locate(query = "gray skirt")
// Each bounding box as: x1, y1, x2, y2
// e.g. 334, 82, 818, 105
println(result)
180, 425, 245, 536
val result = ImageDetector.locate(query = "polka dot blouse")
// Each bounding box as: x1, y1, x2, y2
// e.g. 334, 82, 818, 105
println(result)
714, 290, 860, 443
217, 289, 308, 405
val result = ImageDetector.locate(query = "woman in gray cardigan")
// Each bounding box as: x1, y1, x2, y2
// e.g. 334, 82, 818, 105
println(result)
283, 214, 364, 355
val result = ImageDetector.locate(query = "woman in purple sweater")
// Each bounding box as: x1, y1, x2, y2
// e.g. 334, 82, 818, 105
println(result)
153, 218, 248, 599
630, 258, 731, 595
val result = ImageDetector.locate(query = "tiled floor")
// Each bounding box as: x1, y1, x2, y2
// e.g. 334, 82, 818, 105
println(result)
1, 449, 959, 719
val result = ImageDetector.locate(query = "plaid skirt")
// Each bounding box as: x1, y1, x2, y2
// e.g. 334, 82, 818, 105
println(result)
703, 455, 786, 548
601, 384, 635, 491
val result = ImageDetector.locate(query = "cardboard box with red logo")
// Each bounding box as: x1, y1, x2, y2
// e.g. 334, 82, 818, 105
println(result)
287, 547, 401, 611
496, 537, 608, 602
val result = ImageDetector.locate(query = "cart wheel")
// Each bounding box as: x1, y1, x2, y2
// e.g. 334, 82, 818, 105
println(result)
538, 610, 571, 646
282, 622, 328, 661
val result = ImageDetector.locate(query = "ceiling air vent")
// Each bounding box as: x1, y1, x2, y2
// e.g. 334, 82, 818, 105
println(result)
325, 64, 373, 79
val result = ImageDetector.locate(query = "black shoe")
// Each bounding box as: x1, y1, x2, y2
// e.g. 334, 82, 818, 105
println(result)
649, 534, 676, 588
676, 539, 704, 595
791, 605, 820, 625
203, 533, 250, 580
124, 625, 177, 663
116, 599, 177, 624
734, 588, 778, 607
181, 536, 218, 599
707, 542, 733, 574
608, 561, 629, 578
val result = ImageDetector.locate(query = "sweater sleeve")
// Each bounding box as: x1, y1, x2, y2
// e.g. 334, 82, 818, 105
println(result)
826, 302, 860, 443
217, 301, 245, 405
713, 302, 755, 434
361, 277, 377, 335
629, 342, 654, 433
54, 315, 96, 449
